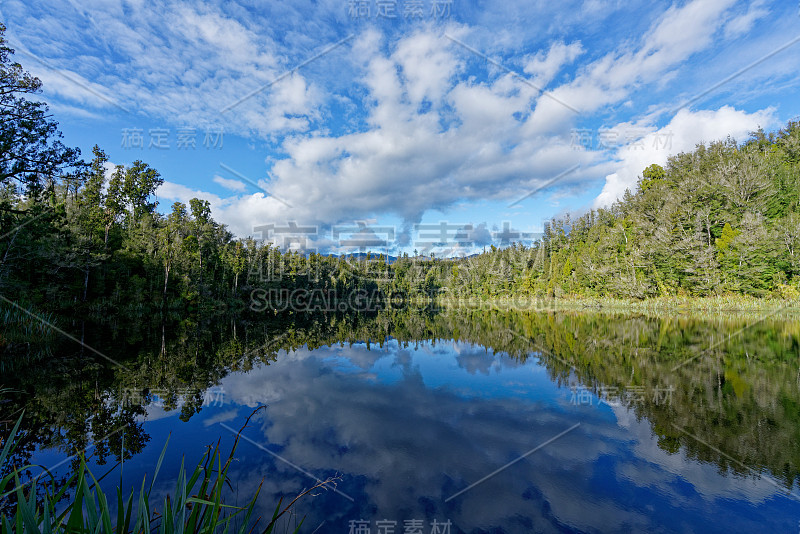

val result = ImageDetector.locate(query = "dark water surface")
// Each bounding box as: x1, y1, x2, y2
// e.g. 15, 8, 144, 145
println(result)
4, 309, 800, 532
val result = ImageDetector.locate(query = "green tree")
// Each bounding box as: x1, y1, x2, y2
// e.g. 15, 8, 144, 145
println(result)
0, 23, 83, 203
123, 160, 163, 221
103, 165, 125, 245
639, 163, 666, 192
158, 201, 192, 299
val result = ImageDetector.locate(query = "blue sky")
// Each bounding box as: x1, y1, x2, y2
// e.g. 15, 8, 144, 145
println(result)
2, 0, 799, 254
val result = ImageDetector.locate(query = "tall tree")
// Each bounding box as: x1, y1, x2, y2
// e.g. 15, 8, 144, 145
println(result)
0, 23, 83, 204
123, 160, 163, 221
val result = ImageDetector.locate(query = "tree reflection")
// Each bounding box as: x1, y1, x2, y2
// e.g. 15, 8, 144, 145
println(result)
2, 306, 798, 500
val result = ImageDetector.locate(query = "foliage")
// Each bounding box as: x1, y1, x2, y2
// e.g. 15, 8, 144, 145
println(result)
0, 411, 313, 533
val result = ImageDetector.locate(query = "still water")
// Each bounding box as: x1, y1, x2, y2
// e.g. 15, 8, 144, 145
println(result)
5, 309, 800, 532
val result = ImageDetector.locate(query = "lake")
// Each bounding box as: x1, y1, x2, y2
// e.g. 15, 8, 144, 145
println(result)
3, 308, 800, 532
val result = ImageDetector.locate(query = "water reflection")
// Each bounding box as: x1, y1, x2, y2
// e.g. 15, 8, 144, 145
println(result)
3, 308, 800, 531
198, 339, 794, 532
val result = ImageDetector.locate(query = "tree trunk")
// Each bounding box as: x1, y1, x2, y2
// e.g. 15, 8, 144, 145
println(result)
163, 262, 170, 298
83, 263, 89, 301
0, 229, 18, 277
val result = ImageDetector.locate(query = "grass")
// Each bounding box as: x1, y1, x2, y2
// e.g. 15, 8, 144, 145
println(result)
435, 294, 800, 318
0, 410, 331, 533
0, 302, 59, 371
0, 305, 56, 341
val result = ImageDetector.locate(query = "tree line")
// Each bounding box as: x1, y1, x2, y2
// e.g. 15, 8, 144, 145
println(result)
3, 20, 800, 338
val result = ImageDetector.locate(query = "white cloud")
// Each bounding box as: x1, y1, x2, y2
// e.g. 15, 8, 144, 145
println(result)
594, 105, 778, 207
723, 0, 769, 39
224, 28, 608, 231
24, 62, 121, 110
393, 31, 461, 106
523, 41, 584, 88
530, 0, 739, 124
158, 181, 222, 207
154, 5, 775, 238
4, 0, 325, 136
157, 181, 289, 237
212, 175, 247, 192
7, 0, 796, 237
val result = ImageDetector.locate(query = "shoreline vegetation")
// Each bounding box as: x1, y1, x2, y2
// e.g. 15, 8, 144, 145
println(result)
435, 295, 800, 316
0, 409, 319, 534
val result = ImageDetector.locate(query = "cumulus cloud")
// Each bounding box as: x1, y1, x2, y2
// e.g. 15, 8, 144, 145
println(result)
158, 28, 609, 236
159, 4, 781, 240
158, 181, 222, 207
7, 0, 797, 240
212, 175, 247, 192
594, 105, 777, 207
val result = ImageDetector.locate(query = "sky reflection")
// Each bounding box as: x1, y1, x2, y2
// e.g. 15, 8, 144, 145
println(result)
112, 338, 800, 533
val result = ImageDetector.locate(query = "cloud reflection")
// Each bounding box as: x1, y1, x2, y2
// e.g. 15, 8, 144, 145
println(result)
209, 340, 795, 532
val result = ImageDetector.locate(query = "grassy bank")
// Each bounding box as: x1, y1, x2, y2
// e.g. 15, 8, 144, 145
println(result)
435, 295, 800, 318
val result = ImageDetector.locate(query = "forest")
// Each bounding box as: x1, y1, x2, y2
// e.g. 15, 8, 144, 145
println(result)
3, 19, 800, 345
